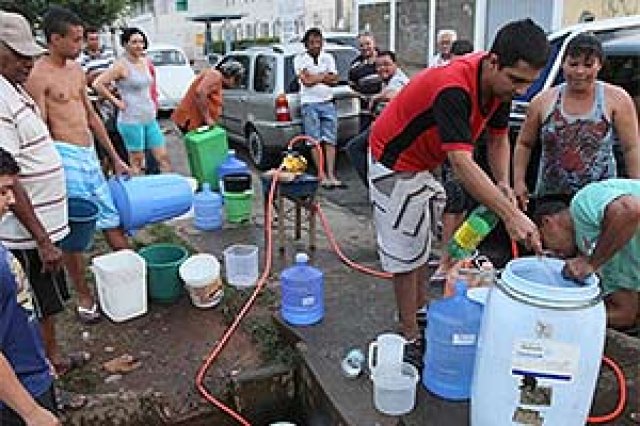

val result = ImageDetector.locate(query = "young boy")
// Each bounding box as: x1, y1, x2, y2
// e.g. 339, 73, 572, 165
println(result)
0, 148, 60, 425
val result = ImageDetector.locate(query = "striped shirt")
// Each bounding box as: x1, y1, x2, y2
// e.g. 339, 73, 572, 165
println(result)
0, 75, 69, 248
78, 48, 115, 75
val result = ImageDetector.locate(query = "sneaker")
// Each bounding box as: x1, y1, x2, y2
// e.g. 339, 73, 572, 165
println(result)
403, 338, 425, 372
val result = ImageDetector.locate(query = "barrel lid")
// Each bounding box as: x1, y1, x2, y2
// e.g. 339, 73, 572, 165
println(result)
499, 257, 601, 309
295, 253, 309, 263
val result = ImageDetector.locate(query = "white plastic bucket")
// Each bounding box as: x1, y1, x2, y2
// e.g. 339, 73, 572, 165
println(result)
92, 249, 147, 322
223, 244, 259, 288
179, 253, 223, 308
371, 361, 419, 416
471, 256, 605, 426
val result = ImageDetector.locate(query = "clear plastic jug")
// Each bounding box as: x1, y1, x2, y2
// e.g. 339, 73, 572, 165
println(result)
368, 333, 406, 377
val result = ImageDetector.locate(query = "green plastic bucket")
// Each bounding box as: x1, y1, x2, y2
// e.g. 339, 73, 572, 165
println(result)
223, 190, 253, 223
138, 244, 189, 303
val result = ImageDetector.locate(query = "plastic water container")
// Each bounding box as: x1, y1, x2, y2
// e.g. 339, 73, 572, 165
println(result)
223, 190, 253, 223
91, 250, 147, 322
371, 361, 419, 416
280, 253, 324, 326
138, 244, 189, 303
184, 125, 229, 190
368, 333, 406, 377
179, 254, 223, 308
193, 183, 223, 231
109, 174, 193, 231
472, 256, 605, 426
58, 197, 99, 252
223, 244, 259, 288
218, 150, 250, 191
423, 281, 483, 400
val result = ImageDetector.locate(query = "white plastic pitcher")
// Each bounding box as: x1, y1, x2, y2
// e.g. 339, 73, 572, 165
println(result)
91, 250, 147, 322
371, 361, 419, 416
179, 253, 223, 308
223, 244, 259, 288
368, 333, 406, 376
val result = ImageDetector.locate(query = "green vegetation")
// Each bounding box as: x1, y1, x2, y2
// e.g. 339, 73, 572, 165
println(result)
0, 0, 144, 29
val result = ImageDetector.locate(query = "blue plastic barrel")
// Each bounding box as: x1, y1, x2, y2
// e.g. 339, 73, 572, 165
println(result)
423, 281, 483, 400
193, 183, 223, 231
58, 197, 99, 252
108, 174, 193, 231
280, 253, 324, 326
218, 150, 250, 192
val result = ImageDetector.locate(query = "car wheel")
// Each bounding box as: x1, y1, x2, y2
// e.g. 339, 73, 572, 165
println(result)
247, 128, 275, 170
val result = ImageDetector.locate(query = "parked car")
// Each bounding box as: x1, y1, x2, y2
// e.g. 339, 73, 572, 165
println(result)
216, 43, 361, 169
508, 16, 640, 186
146, 43, 195, 111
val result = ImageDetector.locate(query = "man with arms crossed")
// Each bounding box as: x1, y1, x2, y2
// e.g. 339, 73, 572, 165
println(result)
368, 19, 548, 365
25, 6, 130, 324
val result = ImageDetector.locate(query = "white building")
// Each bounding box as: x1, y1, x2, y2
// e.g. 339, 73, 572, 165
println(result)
128, 0, 353, 60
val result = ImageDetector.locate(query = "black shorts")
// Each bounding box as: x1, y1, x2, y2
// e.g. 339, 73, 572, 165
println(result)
0, 384, 57, 425
10, 249, 69, 318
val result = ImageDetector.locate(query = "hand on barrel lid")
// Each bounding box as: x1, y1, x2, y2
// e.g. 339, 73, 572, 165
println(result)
561, 255, 595, 284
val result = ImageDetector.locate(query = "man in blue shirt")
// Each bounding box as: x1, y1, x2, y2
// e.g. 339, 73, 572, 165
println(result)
533, 179, 640, 329
0, 147, 59, 425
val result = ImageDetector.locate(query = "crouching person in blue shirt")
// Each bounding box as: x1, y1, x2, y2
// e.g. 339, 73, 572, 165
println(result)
0, 148, 59, 425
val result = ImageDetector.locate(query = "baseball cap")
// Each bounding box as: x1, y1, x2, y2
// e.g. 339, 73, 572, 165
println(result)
0, 11, 45, 57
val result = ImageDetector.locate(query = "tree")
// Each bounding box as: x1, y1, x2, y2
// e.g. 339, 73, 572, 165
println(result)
0, 0, 144, 29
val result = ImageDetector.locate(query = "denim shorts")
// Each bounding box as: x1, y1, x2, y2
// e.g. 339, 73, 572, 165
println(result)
117, 119, 165, 152
301, 101, 337, 145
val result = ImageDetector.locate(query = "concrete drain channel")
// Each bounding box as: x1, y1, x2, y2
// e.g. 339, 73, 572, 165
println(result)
182, 353, 338, 426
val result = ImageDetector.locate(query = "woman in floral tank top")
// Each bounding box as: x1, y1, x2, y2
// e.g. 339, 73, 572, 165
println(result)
514, 33, 639, 209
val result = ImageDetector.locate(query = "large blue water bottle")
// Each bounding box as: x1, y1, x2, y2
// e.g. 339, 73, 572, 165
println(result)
193, 183, 223, 230
218, 150, 250, 192
423, 281, 483, 400
280, 253, 324, 326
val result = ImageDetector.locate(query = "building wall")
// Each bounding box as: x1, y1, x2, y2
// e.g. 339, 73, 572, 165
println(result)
563, 0, 640, 26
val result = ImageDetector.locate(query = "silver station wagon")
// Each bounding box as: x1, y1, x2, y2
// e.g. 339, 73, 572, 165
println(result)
216, 43, 361, 169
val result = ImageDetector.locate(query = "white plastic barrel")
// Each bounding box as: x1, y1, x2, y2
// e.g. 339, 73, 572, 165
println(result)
179, 253, 223, 308
92, 250, 147, 322
471, 257, 606, 426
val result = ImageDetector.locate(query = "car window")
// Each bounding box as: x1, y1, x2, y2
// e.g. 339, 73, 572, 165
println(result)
284, 48, 358, 94
218, 55, 251, 89
148, 49, 187, 66
601, 54, 640, 97
254, 55, 276, 93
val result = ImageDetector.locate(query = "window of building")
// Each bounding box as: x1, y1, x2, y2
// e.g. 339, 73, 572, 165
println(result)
176, 0, 188, 12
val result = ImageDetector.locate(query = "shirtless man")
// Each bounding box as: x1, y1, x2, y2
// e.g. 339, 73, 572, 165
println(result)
25, 6, 130, 323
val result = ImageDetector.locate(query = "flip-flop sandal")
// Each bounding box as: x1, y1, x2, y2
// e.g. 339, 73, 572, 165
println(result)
56, 389, 87, 411
54, 351, 91, 377
321, 180, 335, 190
77, 303, 101, 324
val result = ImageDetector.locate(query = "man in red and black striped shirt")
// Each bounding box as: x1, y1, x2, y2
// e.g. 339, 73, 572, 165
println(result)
368, 19, 549, 354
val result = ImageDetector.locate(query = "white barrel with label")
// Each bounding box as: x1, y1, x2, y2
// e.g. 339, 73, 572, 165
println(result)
471, 257, 605, 426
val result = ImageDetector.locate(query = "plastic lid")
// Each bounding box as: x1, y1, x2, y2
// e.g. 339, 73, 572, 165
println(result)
295, 252, 309, 263
228, 149, 236, 156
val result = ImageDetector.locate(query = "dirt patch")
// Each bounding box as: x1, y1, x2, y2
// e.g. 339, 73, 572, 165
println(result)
55, 225, 286, 424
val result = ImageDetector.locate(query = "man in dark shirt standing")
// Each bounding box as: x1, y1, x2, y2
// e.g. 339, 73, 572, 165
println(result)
368, 19, 549, 365
348, 32, 381, 131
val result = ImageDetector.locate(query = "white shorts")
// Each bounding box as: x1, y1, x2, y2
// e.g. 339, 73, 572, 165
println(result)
368, 153, 445, 273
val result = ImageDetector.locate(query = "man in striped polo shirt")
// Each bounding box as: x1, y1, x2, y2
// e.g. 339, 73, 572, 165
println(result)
0, 11, 75, 377
78, 27, 114, 86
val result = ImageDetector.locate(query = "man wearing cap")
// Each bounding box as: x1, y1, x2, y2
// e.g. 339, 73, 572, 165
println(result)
0, 11, 62, 425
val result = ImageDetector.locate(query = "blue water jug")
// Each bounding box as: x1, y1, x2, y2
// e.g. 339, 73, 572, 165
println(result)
193, 183, 223, 231
423, 281, 483, 400
280, 253, 324, 326
218, 150, 250, 192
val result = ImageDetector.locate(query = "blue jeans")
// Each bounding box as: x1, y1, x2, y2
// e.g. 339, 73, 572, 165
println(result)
301, 101, 337, 144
